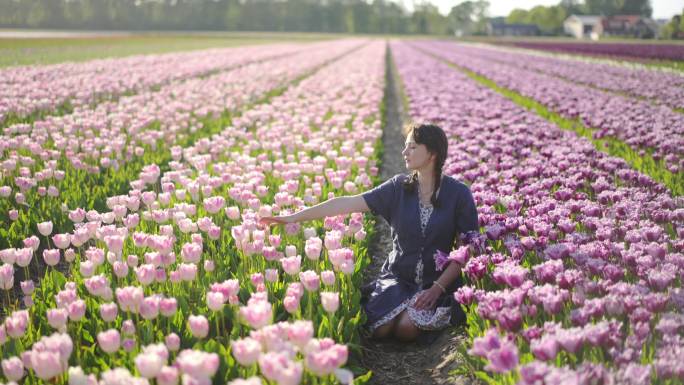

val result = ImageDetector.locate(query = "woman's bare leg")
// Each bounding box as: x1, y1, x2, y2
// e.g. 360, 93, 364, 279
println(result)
372, 318, 396, 339
394, 310, 420, 342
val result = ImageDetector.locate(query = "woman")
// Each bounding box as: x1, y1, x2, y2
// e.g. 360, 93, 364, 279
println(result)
260, 123, 479, 342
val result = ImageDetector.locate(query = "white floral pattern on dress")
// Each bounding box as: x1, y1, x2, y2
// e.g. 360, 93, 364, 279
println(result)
370, 290, 452, 332
415, 201, 432, 287
418, 202, 433, 236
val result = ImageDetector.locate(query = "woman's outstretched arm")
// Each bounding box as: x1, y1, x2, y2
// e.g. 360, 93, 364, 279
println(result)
259, 194, 369, 225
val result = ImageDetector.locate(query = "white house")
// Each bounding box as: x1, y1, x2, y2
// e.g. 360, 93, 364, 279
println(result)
563, 15, 602, 39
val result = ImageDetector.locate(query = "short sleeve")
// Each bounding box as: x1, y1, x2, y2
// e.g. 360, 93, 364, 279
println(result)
362, 174, 400, 223
455, 184, 479, 235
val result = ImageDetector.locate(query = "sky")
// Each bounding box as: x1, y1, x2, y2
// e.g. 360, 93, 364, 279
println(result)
397, 0, 683, 19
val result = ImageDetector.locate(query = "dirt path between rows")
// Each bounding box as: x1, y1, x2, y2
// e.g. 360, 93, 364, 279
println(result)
357, 43, 475, 385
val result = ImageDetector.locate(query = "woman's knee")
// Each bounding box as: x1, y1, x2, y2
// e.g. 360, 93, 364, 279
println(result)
394, 312, 420, 342
372, 319, 395, 339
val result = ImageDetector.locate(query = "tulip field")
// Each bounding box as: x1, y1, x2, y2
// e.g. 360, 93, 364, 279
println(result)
0, 35, 683, 385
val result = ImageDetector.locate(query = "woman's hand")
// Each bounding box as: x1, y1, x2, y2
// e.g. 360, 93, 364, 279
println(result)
413, 285, 443, 310
258, 215, 294, 227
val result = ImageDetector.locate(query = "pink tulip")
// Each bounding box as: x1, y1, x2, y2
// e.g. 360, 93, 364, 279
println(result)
178, 263, 198, 281
1, 356, 24, 382
122, 338, 136, 352
204, 260, 215, 272
484, 341, 519, 374
15, 248, 32, 267
30, 351, 63, 380
140, 296, 161, 320
250, 272, 264, 287
206, 291, 225, 312
258, 351, 291, 381
23, 236, 40, 251
284, 295, 300, 314
321, 270, 336, 286
97, 329, 121, 353
20, 280, 34, 295
47, 308, 68, 331
265, 268, 279, 283
165, 333, 181, 352
157, 366, 180, 385
188, 315, 209, 338
135, 351, 164, 378
100, 302, 118, 322
305, 340, 348, 376
299, 270, 320, 292
226, 206, 241, 220
231, 337, 262, 366
123, 321, 139, 339
42, 249, 60, 266
51, 234, 71, 249
181, 242, 202, 263
320, 292, 340, 313
37, 221, 53, 236
305, 237, 323, 260
175, 349, 219, 380
287, 320, 314, 349
159, 297, 178, 317
0, 263, 13, 290
135, 264, 156, 286
280, 255, 301, 275
67, 300, 86, 321
239, 300, 273, 330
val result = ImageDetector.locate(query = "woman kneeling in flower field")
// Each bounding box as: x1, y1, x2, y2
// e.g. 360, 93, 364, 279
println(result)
261, 123, 479, 343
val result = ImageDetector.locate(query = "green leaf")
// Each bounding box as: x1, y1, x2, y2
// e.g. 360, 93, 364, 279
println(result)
318, 316, 330, 337
82, 329, 94, 344
354, 369, 373, 384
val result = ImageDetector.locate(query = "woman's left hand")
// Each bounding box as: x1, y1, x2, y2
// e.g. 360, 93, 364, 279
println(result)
413, 285, 443, 310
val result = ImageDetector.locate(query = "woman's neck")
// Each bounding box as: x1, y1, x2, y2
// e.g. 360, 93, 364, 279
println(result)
416, 169, 435, 190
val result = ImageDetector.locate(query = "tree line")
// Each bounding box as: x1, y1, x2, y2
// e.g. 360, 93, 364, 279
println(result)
0, 0, 448, 34
0, 0, 679, 39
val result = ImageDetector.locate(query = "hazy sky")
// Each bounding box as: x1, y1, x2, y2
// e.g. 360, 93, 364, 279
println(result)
397, 0, 683, 19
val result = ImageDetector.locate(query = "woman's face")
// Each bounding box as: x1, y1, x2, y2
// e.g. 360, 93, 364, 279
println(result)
402, 135, 434, 171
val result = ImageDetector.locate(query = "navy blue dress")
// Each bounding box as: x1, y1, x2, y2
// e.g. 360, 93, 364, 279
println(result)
360, 173, 479, 333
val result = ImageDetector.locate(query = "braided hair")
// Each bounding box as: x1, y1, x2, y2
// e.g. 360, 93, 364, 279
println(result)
401, 123, 448, 208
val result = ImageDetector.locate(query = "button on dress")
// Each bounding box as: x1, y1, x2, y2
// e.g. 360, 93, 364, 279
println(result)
360, 173, 479, 333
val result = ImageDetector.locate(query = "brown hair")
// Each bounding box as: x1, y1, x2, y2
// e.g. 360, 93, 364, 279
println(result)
402, 123, 448, 208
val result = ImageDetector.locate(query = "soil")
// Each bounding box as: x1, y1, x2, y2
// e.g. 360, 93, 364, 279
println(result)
356, 44, 477, 385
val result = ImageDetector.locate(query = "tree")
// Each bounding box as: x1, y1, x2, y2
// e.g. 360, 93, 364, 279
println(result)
585, 0, 652, 17
506, 5, 566, 35
448, 0, 489, 36
506, 8, 530, 24
559, 0, 584, 15
660, 13, 683, 39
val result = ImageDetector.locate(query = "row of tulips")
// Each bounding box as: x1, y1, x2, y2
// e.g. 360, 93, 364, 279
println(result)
0, 40, 386, 384
392, 41, 683, 384
503, 41, 684, 64
409, 41, 684, 180
0, 42, 306, 127
0, 40, 364, 251
452, 42, 684, 111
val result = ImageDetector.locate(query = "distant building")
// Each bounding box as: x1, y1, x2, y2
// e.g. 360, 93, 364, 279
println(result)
564, 15, 602, 39
595, 15, 657, 38
564, 14, 660, 39
486, 20, 540, 36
